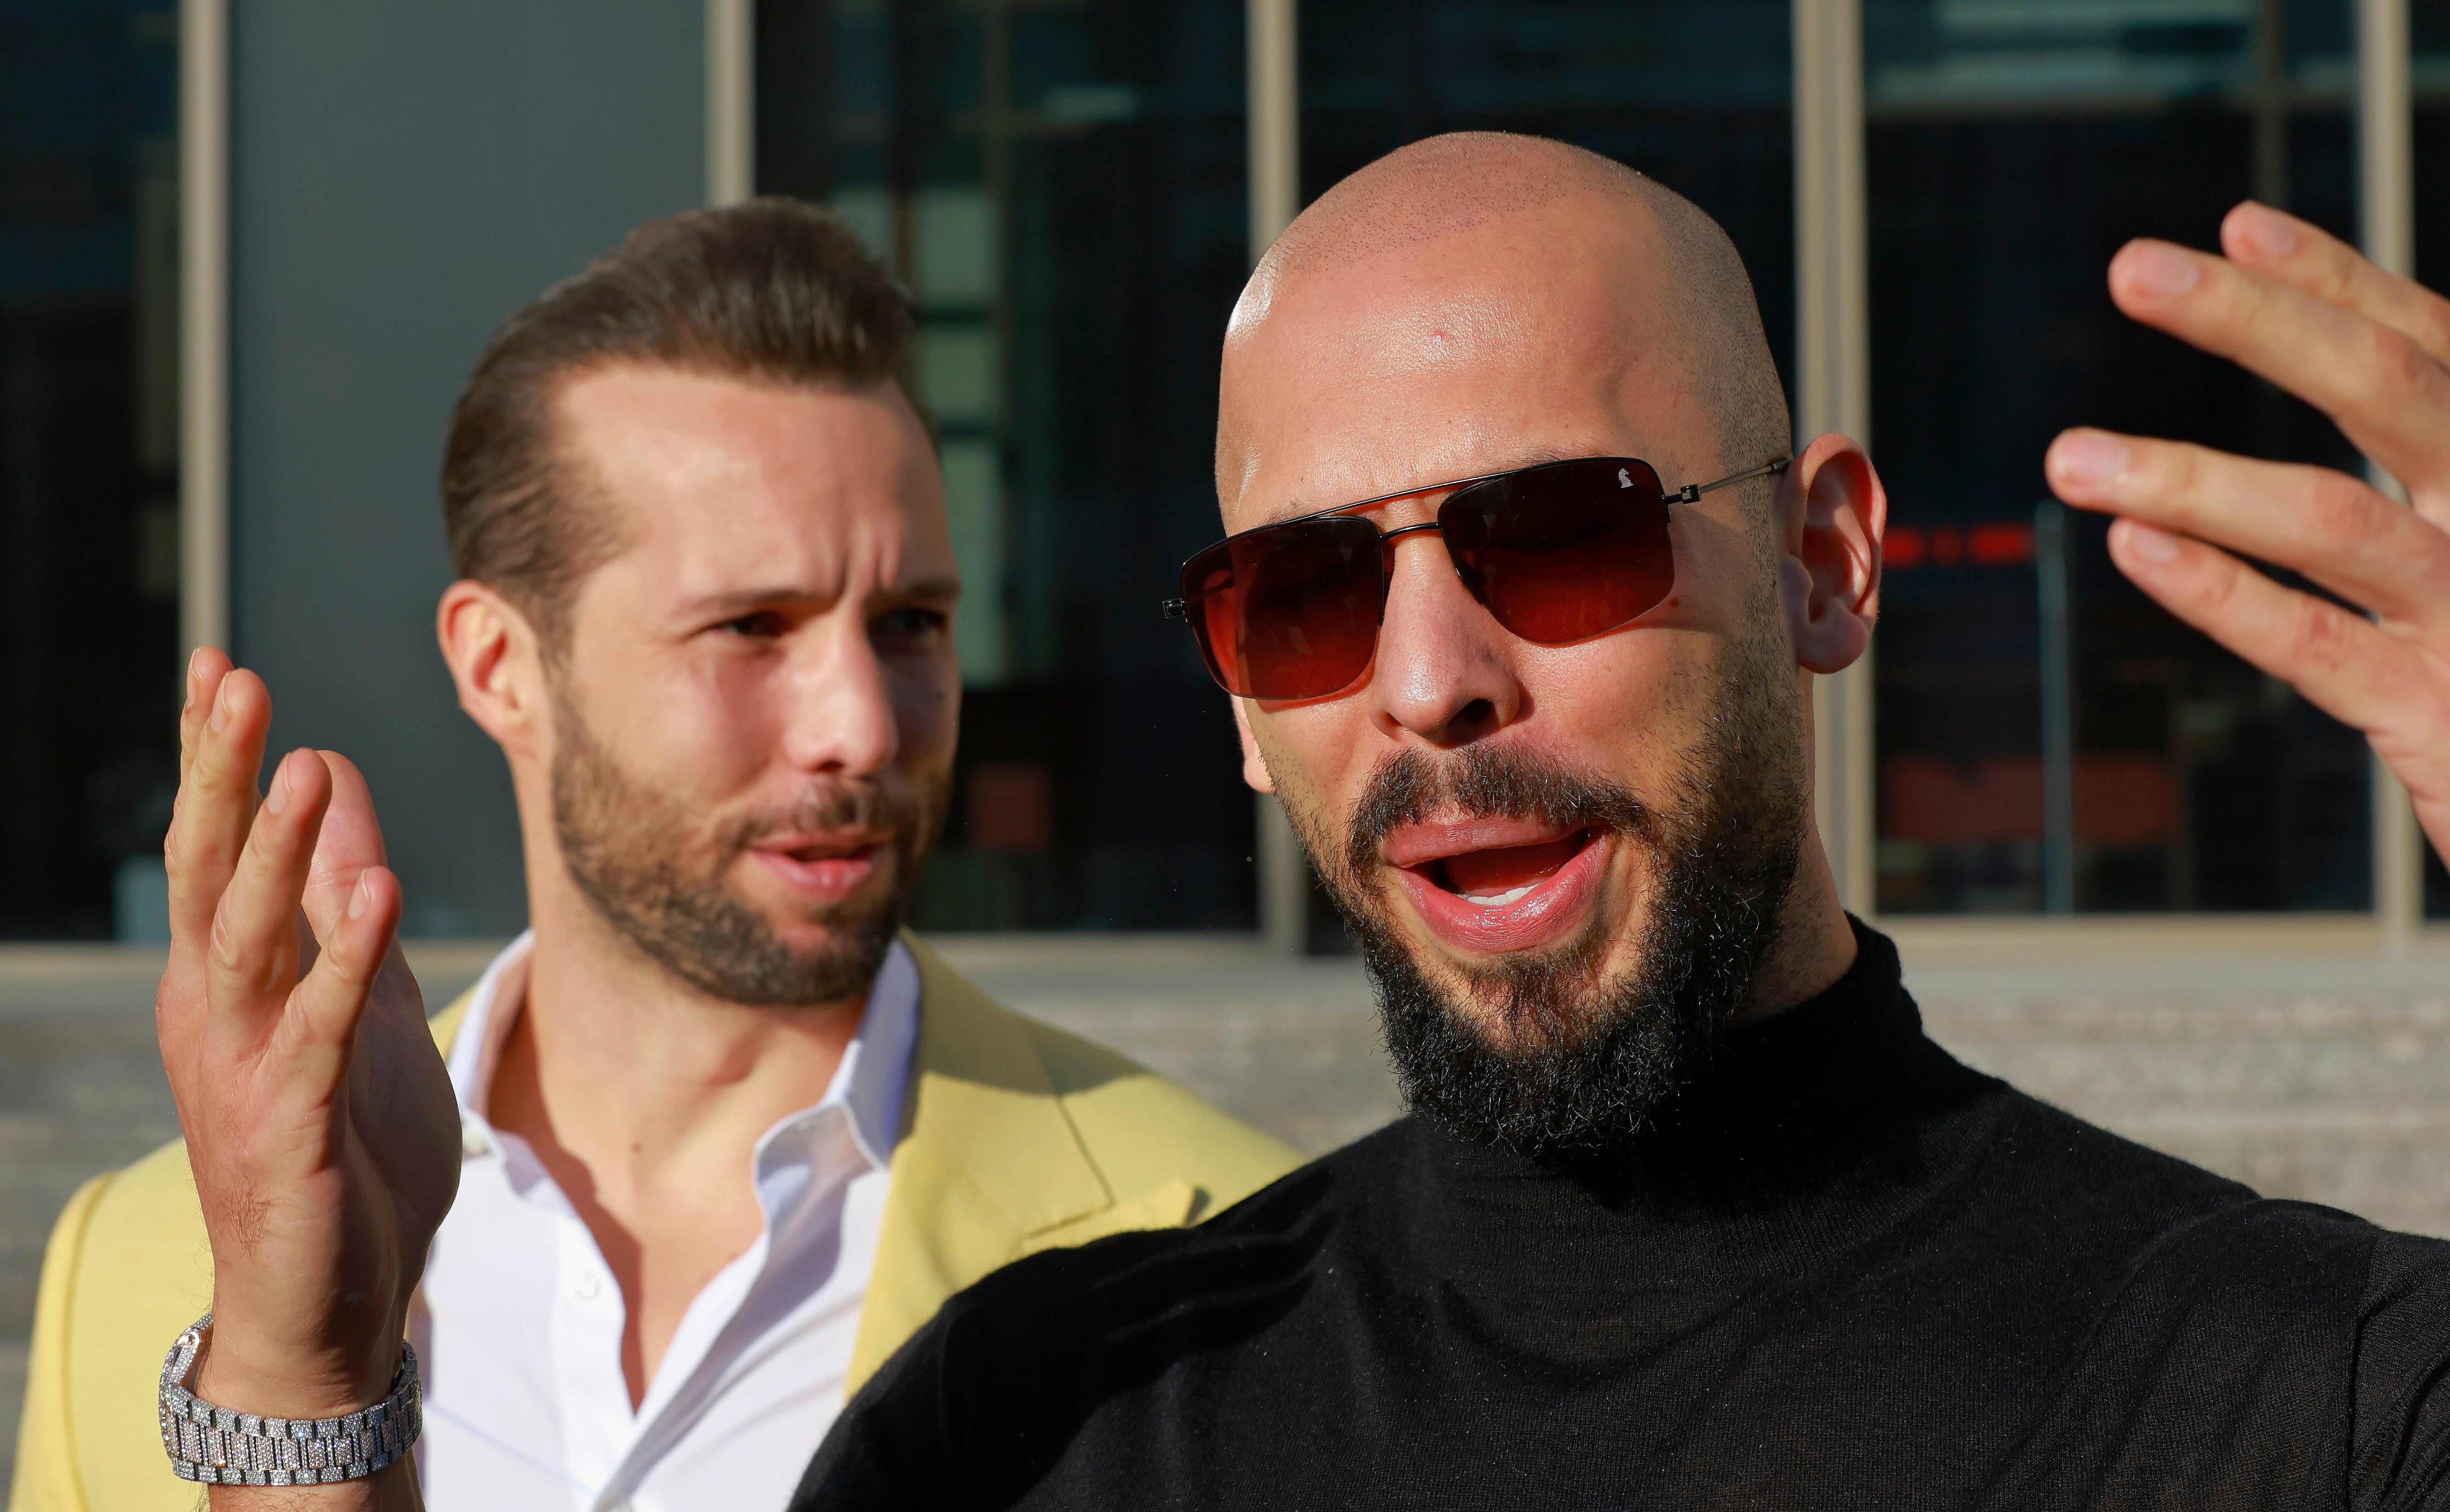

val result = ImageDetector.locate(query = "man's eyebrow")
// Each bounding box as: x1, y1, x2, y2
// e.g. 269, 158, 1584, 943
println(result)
678, 574, 964, 616
1257, 443, 1594, 523
1511, 444, 1586, 468
889, 573, 963, 602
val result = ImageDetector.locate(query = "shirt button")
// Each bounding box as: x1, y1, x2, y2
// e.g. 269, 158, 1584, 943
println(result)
570, 1271, 603, 1301
597, 1499, 633, 1512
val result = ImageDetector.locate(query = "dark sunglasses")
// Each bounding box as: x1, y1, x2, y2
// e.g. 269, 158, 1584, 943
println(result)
1164, 454, 1790, 701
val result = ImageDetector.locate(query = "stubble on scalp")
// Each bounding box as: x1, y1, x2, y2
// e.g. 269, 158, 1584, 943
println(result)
1221, 132, 1793, 512
549, 683, 948, 1009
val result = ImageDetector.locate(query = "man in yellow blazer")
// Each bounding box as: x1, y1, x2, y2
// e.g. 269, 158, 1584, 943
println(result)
11, 200, 1297, 1512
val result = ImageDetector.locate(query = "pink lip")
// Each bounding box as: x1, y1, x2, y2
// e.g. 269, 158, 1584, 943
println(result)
747, 832, 890, 902
1386, 821, 1611, 956
1382, 817, 1584, 870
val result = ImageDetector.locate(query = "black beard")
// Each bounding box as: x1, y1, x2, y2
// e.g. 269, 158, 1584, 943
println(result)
550, 689, 947, 1008
1290, 652, 1806, 1158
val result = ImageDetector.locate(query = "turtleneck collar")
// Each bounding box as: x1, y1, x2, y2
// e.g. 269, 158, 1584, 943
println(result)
1397, 919, 2003, 1299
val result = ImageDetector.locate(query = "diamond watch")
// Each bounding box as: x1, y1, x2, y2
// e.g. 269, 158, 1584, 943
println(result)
158, 1313, 423, 1486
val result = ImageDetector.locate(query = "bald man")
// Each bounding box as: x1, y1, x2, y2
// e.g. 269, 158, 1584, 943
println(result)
791, 134, 2450, 1508
154, 137, 2450, 1511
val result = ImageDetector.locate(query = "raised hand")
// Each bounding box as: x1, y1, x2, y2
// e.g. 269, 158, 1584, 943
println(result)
158, 650, 459, 1503
2046, 202, 2450, 868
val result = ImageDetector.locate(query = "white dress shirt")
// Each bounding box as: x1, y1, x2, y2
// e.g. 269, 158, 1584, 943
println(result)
411, 931, 918, 1512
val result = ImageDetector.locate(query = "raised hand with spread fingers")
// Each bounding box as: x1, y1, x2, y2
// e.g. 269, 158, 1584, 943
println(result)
2047, 200, 2450, 870
157, 649, 459, 1507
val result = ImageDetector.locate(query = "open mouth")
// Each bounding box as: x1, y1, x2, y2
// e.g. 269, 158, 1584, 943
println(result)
1385, 820, 1611, 955
1418, 828, 1596, 907
748, 834, 891, 901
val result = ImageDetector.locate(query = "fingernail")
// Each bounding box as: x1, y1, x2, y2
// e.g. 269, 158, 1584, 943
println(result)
2121, 519, 2182, 564
209, 678, 233, 733
184, 650, 203, 711
349, 874, 371, 919
263, 753, 295, 815
2053, 430, 2130, 487
2126, 243, 2201, 298
2236, 203, 2298, 258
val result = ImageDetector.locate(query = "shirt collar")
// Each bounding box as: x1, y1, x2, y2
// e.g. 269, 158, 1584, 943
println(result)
445, 930, 920, 1173
780, 940, 918, 1173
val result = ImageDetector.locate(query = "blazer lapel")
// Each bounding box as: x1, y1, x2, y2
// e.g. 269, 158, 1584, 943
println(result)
431, 941, 1180, 1392
847, 931, 1120, 1386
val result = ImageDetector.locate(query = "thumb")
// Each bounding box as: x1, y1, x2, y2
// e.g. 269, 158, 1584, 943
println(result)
279, 866, 402, 1089
300, 751, 390, 946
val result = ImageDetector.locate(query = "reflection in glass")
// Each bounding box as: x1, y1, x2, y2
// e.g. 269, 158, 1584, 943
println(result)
2418, 0, 2449, 917
759, 0, 1257, 929
0, 0, 180, 939
1869, 0, 2373, 913
1302, 1, 1796, 396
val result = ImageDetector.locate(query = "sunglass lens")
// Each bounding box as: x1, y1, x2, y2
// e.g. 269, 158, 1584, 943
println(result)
1181, 517, 1387, 699
1442, 459, 1674, 644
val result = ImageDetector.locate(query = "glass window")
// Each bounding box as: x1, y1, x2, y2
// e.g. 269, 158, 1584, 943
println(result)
1867, 0, 2372, 914
2420, 0, 2448, 918
1301, 0, 1797, 404
759, 0, 1257, 929
0, 0, 180, 939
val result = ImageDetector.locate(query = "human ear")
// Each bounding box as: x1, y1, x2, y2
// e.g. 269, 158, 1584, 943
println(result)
1229, 697, 1277, 794
1775, 432, 1884, 675
436, 580, 550, 757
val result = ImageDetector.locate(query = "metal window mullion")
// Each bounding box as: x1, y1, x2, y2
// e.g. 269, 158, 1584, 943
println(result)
2360, 0, 2421, 950
708, 0, 755, 205
1795, 0, 1875, 917
1248, 0, 1308, 952
1248, 0, 1298, 266
179, 0, 229, 667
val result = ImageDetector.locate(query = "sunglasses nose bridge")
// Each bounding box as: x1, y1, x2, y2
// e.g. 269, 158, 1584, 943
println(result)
1379, 519, 1449, 576
1376, 519, 1466, 603
1376, 516, 1507, 651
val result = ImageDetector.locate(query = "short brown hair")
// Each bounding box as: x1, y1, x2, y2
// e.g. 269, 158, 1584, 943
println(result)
441, 196, 920, 649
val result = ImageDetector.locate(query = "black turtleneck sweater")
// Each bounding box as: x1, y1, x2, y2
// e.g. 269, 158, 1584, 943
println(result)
793, 925, 2450, 1510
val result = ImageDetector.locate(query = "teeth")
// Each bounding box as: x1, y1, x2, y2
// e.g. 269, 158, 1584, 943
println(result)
1461, 883, 1536, 907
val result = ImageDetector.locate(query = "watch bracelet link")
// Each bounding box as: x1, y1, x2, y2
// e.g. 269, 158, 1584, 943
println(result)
158, 1313, 423, 1486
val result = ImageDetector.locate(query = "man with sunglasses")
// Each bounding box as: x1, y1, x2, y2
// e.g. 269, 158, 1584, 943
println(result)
121, 135, 2450, 1510
787, 134, 2450, 1507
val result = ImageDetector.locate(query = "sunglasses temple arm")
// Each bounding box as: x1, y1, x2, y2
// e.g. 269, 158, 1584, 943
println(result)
1665, 456, 1792, 505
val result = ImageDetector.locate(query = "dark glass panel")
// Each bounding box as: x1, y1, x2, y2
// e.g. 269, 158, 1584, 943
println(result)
760, 0, 1256, 929
0, 0, 180, 939
1300, 0, 1796, 409
2419, 0, 2449, 917
1868, 0, 2370, 914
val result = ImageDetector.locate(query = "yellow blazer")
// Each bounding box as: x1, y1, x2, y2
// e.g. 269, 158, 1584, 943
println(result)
10, 932, 1300, 1512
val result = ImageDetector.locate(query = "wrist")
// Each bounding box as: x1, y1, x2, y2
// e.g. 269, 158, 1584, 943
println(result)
163, 1314, 423, 1494
196, 1304, 408, 1420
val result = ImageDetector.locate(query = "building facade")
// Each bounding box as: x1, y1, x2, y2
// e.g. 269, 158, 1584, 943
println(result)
4, 0, 2445, 943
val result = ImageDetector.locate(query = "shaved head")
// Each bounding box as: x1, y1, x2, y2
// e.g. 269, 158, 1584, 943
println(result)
1207, 131, 1869, 1154
1220, 132, 1788, 512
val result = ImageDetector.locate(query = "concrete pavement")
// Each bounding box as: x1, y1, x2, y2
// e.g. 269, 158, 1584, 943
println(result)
5, 923, 2447, 1499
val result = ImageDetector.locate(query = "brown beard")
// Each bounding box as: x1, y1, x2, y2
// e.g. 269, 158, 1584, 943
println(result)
549, 688, 949, 1008
1281, 612, 1810, 1157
